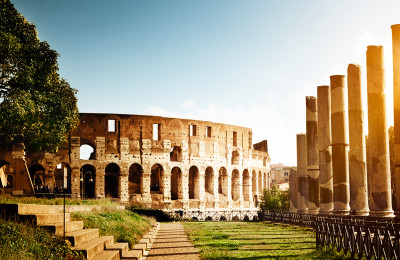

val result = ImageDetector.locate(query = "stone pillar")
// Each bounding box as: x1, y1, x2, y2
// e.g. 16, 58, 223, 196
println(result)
306, 96, 319, 214
391, 25, 400, 213
182, 172, 189, 209
347, 64, 369, 216
330, 75, 350, 215
297, 133, 308, 213
96, 166, 105, 199
119, 173, 129, 202
213, 173, 220, 208
71, 168, 80, 199
317, 85, 333, 214
140, 171, 152, 205
366, 45, 394, 217
289, 169, 298, 212
199, 172, 206, 209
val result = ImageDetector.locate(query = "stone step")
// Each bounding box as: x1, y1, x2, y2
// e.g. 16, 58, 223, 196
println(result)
0, 203, 63, 215
106, 242, 129, 257
73, 236, 114, 259
95, 249, 120, 260
41, 220, 84, 236
122, 250, 142, 260
34, 213, 71, 225
132, 244, 146, 255
66, 228, 99, 246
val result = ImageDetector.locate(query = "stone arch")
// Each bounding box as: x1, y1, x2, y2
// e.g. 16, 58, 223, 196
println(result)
243, 169, 250, 201
151, 164, 164, 193
258, 171, 263, 192
54, 162, 72, 193
80, 164, 96, 199
205, 167, 214, 194
252, 170, 257, 195
0, 160, 11, 188
231, 169, 240, 201
189, 166, 200, 199
171, 167, 182, 200
129, 163, 143, 197
231, 150, 239, 165
29, 164, 46, 190
218, 167, 228, 196
170, 146, 182, 162
105, 163, 120, 198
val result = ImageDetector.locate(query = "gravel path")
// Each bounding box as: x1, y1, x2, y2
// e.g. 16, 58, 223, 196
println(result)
146, 222, 200, 260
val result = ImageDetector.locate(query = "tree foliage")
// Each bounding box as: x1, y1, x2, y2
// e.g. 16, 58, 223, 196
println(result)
260, 185, 289, 212
0, 0, 78, 153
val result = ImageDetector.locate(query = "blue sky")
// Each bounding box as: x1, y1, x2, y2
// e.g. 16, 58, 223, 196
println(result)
11, 0, 400, 166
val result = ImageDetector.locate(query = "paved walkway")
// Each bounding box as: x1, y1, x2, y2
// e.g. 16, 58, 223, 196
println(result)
146, 222, 200, 260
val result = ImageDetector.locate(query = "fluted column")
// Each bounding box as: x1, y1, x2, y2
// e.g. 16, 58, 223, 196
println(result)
391, 24, 400, 213
306, 96, 319, 214
347, 64, 369, 216
330, 75, 350, 215
366, 45, 394, 217
317, 85, 333, 214
297, 133, 308, 213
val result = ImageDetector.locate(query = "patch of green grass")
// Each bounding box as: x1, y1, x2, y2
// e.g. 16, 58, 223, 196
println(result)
0, 194, 119, 206
183, 221, 353, 259
0, 215, 84, 260
72, 209, 154, 248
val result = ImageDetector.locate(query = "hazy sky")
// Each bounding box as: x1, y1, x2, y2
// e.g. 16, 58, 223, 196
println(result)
11, 0, 400, 166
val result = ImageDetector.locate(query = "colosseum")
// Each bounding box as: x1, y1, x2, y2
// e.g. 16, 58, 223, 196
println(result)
0, 113, 271, 211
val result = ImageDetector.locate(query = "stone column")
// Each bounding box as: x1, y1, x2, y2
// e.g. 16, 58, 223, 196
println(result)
289, 169, 298, 212
140, 171, 152, 205
330, 75, 350, 215
297, 133, 308, 213
306, 96, 319, 214
119, 173, 129, 202
366, 45, 394, 217
347, 64, 369, 216
391, 25, 400, 213
317, 85, 333, 214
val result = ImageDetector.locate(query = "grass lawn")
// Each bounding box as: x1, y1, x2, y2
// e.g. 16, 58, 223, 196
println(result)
183, 221, 350, 259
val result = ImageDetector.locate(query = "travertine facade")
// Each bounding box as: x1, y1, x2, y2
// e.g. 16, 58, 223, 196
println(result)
0, 113, 270, 210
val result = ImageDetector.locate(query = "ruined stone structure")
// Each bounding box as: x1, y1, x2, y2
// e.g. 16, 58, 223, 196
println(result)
290, 24, 400, 217
0, 113, 270, 210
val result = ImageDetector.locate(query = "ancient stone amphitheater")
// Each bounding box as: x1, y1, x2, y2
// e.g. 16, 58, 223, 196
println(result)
0, 113, 271, 210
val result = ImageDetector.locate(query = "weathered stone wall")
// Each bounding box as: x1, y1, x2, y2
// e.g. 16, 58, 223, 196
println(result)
1, 113, 270, 210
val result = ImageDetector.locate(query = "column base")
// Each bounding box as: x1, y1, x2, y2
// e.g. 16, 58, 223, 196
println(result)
307, 209, 320, 214
318, 210, 332, 215
332, 210, 350, 216
297, 209, 308, 214
350, 210, 369, 216
369, 210, 394, 218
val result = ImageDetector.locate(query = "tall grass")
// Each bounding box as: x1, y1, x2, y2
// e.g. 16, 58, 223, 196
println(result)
72, 209, 154, 248
0, 216, 83, 259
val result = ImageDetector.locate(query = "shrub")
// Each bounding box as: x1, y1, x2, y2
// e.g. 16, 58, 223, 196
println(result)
260, 184, 289, 212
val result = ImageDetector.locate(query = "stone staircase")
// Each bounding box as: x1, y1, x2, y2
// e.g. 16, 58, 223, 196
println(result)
0, 203, 159, 260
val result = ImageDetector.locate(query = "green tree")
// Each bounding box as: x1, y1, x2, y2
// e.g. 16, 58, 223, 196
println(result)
260, 185, 289, 212
0, 0, 78, 153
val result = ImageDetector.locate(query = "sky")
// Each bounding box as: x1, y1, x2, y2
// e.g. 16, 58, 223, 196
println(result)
10, 0, 400, 166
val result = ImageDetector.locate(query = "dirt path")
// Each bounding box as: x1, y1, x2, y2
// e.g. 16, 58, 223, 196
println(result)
146, 222, 200, 260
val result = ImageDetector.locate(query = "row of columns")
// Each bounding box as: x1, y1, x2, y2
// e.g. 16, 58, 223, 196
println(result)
291, 24, 400, 217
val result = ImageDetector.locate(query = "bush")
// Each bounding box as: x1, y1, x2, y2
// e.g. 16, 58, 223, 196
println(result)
260, 185, 289, 212
129, 207, 175, 222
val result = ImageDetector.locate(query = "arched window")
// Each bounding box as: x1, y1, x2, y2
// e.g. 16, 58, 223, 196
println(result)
129, 163, 142, 197
105, 163, 120, 198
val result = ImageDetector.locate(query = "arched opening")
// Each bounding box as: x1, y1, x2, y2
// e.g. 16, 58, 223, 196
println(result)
171, 167, 182, 200
0, 160, 11, 188
205, 167, 214, 194
80, 164, 96, 199
80, 143, 96, 160
170, 146, 182, 162
231, 151, 239, 165
188, 166, 199, 199
252, 170, 257, 195
263, 157, 267, 166
243, 215, 250, 221
218, 167, 228, 196
105, 163, 120, 198
231, 169, 240, 201
243, 169, 250, 201
258, 171, 263, 192
54, 163, 71, 193
129, 163, 142, 197
151, 164, 163, 193
29, 165, 46, 192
